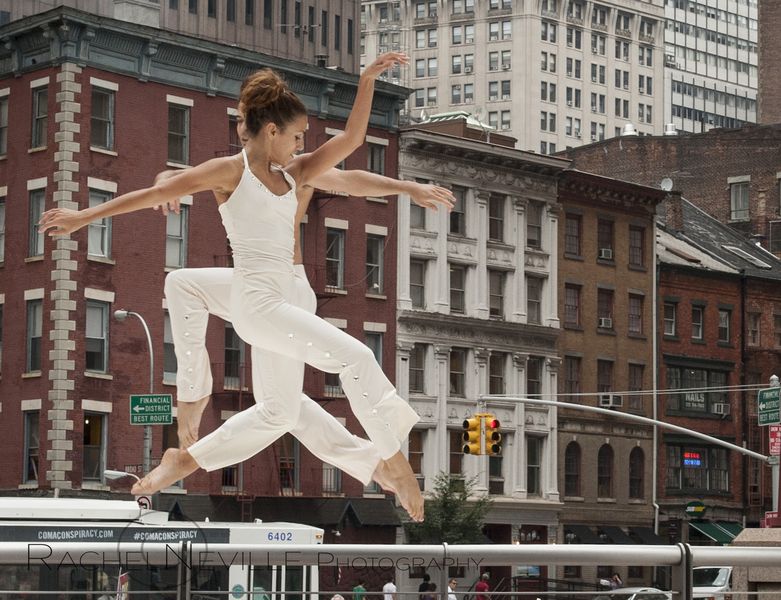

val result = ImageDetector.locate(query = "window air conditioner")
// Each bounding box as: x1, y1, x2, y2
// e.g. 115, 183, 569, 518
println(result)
465, 66, 473, 73
590, 135, 598, 141
598, 316, 613, 329
711, 402, 731, 416
567, 100, 573, 107
599, 247, 613, 260
502, 64, 511, 69
502, 94, 511, 100
598, 394, 623, 408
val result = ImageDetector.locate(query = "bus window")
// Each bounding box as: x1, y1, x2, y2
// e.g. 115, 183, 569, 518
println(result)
253, 566, 273, 600
284, 566, 304, 600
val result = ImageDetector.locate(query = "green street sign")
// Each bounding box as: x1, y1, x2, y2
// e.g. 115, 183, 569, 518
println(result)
130, 394, 173, 425
758, 387, 781, 426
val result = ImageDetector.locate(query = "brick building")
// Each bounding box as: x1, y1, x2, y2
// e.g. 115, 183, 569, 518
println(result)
758, 0, 781, 125
556, 170, 663, 586
0, 6, 408, 543
559, 126, 781, 256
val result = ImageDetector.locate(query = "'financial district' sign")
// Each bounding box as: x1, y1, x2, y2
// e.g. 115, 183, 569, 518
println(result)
758, 387, 781, 426
129, 394, 173, 425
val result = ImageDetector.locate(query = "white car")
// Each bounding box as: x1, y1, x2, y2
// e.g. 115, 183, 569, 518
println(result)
693, 566, 733, 600
595, 587, 672, 600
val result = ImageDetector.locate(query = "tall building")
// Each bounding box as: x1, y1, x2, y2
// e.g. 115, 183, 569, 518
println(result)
664, 0, 757, 133
0, 6, 409, 550
758, 0, 780, 124
0, 0, 361, 73
361, 0, 665, 154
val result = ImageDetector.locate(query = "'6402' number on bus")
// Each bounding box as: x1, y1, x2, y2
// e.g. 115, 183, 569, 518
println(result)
267, 531, 293, 542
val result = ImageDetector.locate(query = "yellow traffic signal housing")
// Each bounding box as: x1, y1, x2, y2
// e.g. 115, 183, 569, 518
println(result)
485, 417, 502, 455
462, 417, 483, 454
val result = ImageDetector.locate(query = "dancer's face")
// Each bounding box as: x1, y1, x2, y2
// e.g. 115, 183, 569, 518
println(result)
267, 114, 308, 166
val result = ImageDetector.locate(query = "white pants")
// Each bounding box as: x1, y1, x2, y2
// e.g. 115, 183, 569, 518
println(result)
165, 266, 382, 484
186, 264, 419, 466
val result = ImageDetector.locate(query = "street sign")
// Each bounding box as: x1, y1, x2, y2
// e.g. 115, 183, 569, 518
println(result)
758, 387, 781, 426
130, 394, 173, 425
763, 511, 781, 528
771, 425, 781, 456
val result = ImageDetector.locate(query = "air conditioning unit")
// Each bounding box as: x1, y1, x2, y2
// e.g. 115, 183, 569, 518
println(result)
712, 402, 731, 416
599, 394, 623, 408
598, 317, 613, 329
502, 34, 512, 40
431, 10, 437, 17
489, 65, 498, 70
567, 100, 573, 107
502, 94, 510, 100
428, 41, 437, 47
489, 95, 498, 101
575, 131, 581, 138
502, 64, 511, 70
590, 134, 598, 141
599, 247, 613, 260
501, 124, 511, 130
427, 101, 437, 106
465, 37, 474, 43
465, 66, 473, 73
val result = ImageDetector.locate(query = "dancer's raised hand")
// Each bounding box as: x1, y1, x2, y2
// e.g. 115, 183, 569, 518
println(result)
39, 207, 89, 237
362, 51, 409, 80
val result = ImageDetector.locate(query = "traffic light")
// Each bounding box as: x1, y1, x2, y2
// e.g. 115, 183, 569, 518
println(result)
485, 417, 502, 455
462, 417, 482, 454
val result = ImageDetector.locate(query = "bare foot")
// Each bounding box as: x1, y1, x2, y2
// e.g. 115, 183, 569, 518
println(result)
131, 448, 198, 495
177, 397, 209, 448
384, 451, 424, 522
371, 460, 398, 495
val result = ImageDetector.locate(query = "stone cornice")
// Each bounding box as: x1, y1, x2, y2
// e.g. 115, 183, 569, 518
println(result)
0, 6, 406, 129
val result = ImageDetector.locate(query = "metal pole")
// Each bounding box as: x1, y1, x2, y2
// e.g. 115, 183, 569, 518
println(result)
771, 374, 780, 512
129, 311, 154, 475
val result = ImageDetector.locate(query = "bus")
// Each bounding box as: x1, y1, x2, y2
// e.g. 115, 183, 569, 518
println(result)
0, 496, 323, 600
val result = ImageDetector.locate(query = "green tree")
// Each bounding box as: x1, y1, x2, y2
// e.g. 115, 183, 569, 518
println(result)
406, 472, 493, 544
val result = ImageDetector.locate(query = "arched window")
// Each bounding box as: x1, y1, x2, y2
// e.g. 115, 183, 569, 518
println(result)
564, 442, 581, 497
629, 447, 645, 499
597, 444, 614, 498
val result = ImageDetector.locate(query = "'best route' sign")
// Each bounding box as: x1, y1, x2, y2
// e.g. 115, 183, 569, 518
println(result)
130, 394, 173, 425
758, 387, 781, 426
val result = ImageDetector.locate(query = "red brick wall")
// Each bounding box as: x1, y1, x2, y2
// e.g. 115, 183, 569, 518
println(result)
758, 1, 781, 125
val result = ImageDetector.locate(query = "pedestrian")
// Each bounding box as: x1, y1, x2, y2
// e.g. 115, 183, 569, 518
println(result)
352, 581, 367, 600
418, 574, 431, 600
475, 573, 490, 600
421, 583, 436, 600
610, 573, 623, 589
383, 577, 397, 600
447, 579, 458, 600
39, 52, 426, 521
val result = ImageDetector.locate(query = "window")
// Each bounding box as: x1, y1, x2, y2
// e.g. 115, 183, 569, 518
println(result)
409, 430, 424, 486
365, 332, 383, 364
628, 294, 643, 334
188, 0, 197, 13
489, 270, 505, 318
775, 315, 781, 348
29, 189, 45, 258
31, 86, 48, 148
564, 213, 581, 256
450, 264, 466, 314
208, 0, 216, 17
597, 444, 614, 497
224, 323, 245, 389
26, 299, 43, 372
0, 95, 7, 155
664, 302, 677, 336
410, 259, 426, 308
527, 201, 543, 248
564, 356, 580, 398
730, 181, 749, 221
278, 434, 299, 493
597, 289, 613, 329
464, 82, 474, 102
88, 189, 113, 258
367, 143, 385, 175
451, 55, 462, 74
564, 284, 580, 327
347, 18, 353, 54
451, 84, 461, 105
91, 87, 115, 150
166, 205, 188, 268
665, 366, 730, 413
597, 359, 613, 393
629, 226, 645, 267
541, 21, 556, 43
628, 363, 644, 411
449, 430, 464, 477
489, 352, 505, 395
527, 356, 542, 397
409, 344, 426, 393
168, 104, 190, 164
597, 219, 614, 259
666, 445, 729, 492
488, 194, 504, 241
489, 454, 504, 495
691, 305, 704, 340
86, 301, 109, 373
449, 348, 466, 396
564, 442, 581, 496
366, 235, 384, 294
23, 412, 40, 484
308, 6, 315, 42
163, 312, 177, 384
629, 447, 644, 499
325, 228, 345, 289
747, 312, 760, 346
0, 303, 3, 372
489, 21, 500, 41
527, 277, 542, 325
527, 437, 542, 496
718, 309, 731, 343
227, 0, 236, 21
83, 413, 106, 481
450, 187, 466, 235
333, 14, 340, 50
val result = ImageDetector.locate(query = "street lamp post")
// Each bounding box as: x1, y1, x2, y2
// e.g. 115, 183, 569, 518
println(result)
114, 309, 154, 476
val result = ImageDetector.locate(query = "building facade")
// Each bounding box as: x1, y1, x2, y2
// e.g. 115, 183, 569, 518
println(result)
0, 6, 407, 539
0, 0, 361, 73
361, 0, 665, 154
664, 0, 757, 133
556, 170, 662, 586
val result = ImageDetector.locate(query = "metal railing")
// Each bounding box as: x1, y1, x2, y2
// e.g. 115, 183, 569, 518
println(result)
2, 543, 781, 600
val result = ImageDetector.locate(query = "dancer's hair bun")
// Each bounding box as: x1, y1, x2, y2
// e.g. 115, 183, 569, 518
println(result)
240, 69, 306, 135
